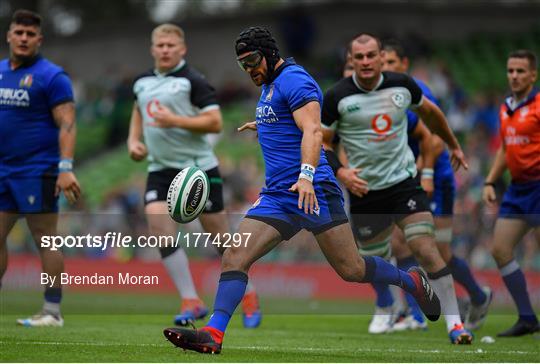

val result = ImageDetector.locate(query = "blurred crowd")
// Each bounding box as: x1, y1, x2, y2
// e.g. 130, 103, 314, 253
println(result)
6, 51, 540, 271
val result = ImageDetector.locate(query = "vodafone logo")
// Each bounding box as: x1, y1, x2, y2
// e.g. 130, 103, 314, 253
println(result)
146, 99, 160, 118
371, 114, 392, 134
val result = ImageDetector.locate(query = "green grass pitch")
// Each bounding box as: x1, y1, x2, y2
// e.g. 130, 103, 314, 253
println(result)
1, 290, 539, 362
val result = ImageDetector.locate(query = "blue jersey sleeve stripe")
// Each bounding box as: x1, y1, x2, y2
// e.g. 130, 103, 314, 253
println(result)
290, 97, 320, 113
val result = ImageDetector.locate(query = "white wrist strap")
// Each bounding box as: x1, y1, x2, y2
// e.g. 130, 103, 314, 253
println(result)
299, 163, 316, 183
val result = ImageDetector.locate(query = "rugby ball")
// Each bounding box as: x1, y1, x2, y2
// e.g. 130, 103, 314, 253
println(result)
167, 167, 210, 223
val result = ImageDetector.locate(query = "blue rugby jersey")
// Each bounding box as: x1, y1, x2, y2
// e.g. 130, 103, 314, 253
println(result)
406, 78, 453, 182
255, 58, 335, 190
0, 56, 73, 175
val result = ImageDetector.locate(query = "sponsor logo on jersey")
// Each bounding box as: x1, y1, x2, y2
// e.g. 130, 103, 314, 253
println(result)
504, 125, 530, 145
146, 99, 160, 118
346, 102, 361, 113
0, 88, 30, 107
368, 114, 398, 142
391, 92, 405, 108
145, 190, 158, 202
256, 105, 278, 124
371, 114, 393, 134
265, 84, 274, 102
19, 74, 33, 88
357, 226, 372, 238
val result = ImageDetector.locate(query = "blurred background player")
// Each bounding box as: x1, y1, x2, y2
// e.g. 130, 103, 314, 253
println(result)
322, 33, 473, 344
0, 9, 81, 327
127, 23, 261, 327
483, 49, 540, 337
339, 52, 435, 333
378, 40, 492, 333
163, 26, 441, 354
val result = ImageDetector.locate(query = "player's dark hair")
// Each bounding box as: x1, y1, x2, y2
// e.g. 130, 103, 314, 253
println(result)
235, 26, 281, 81
348, 33, 382, 53
382, 39, 407, 60
508, 49, 537, 70
11, 9, 42, 28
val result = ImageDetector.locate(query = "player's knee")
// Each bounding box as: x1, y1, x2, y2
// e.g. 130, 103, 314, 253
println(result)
490, 243, 511, 265
222, 246, 252, 272
336, 264, 363, 283
358, 235, 392, 261
436, 241, 453, 263
411, 240, 439, 267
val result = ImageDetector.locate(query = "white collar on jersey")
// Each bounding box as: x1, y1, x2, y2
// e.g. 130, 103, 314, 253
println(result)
154, 59, 186, 77
506, 95, 527, 111
352, 72, 384, 93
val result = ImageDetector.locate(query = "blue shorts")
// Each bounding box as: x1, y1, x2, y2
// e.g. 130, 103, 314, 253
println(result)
246, 181, 348, 240
499, 180, 540, 226
0, 168, 58, 213
430, 177, 455, 217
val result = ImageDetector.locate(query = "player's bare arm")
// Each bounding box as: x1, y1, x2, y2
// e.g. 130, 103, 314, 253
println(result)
52, 101, 80, 204
150, 104, 222, 133
414, 97, 469, 170
412, 121, 437, 197
322, 128, 368, 197
127, 102, 148, 161
289, 100, 321, 214
483, 144, 507, 205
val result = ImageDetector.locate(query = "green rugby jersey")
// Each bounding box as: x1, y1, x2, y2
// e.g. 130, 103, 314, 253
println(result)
322, 72, 424, 190
133, 60, 219, 172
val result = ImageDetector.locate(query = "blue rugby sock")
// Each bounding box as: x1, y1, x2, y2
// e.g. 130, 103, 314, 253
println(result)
43, 287, 62, 315
371, 282, 394, 308
44, 287, 62, 304
397, 256, 424, 322
206, 271, 248, 333
448, 255, 486, 305
500, 260, 538, 323
363, 256, 416, 293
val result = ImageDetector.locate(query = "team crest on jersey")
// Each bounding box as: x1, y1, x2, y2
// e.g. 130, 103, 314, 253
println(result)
265, 84, 275, 102
407, 198, 417, 211
519, 106, 529, 120
19, 74, 33, 88
252, 196, 263, 208
391, 92, 405, 108
27, 195, 35, 205
169, 80, 182, 93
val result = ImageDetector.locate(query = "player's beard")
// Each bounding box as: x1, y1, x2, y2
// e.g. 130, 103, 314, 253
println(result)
250, 72, 266, 86
11, 52, 38, 66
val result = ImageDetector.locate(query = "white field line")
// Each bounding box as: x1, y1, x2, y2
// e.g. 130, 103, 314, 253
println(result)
0, 340, 536, 356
